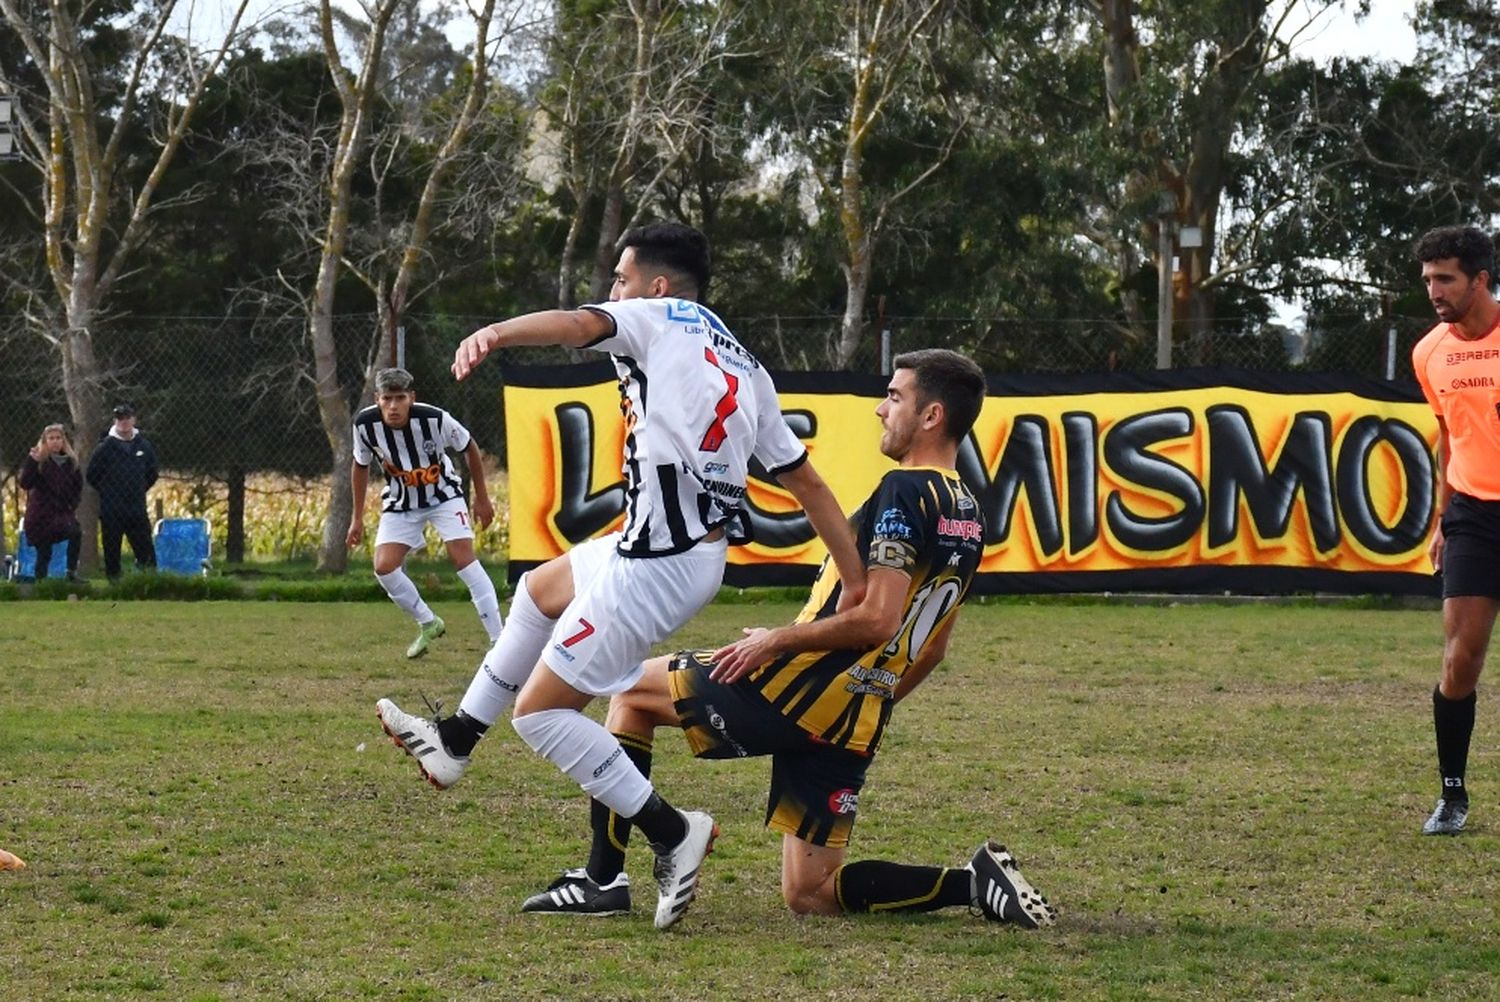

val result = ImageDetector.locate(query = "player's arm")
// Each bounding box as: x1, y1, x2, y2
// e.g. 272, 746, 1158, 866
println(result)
775, 460, 867, 606
346, 460, 369, 548
462, 439, 494, 529
452, 309, 615, 381
1429, 417, 1451, 570
710, 566, 908, 683
893, 614, 958, 704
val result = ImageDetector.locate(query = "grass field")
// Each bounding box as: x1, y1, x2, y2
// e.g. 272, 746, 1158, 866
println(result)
2, 599, 1497, 1000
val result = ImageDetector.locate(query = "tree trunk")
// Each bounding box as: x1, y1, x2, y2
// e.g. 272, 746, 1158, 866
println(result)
557, 194, 587, 309
60, 290, 107, 574
836, 251, 871, 369
310, 284, 354, 573
588, 180, 628, 303
226, 465, 245, 564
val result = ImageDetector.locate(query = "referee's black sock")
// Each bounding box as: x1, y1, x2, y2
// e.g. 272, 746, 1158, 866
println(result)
436, 709, 488, 758
1433, 686, 1476, 802
587, 732, 653, 884
834, 860, 971, 914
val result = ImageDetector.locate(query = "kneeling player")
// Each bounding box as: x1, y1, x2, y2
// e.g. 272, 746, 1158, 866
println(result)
523, 349, 1055, 927
347, 367, 501, 657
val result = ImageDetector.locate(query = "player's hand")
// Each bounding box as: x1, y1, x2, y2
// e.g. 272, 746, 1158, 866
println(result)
346, 521, 363, 548
452, 325, 498, 382
710, 627, 780, 684
1429, 522, 1445, 572
471, 496, 495, 530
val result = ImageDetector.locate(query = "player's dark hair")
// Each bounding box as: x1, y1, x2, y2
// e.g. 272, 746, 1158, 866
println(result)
1414, 226, 1496, 287
376, 367, 415, 393
893, 349, 986, 443
619, 222, 711, 302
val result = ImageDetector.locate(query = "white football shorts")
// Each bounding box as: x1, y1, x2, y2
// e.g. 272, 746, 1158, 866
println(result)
543, 531, 728, 696
374, 497, 475, 549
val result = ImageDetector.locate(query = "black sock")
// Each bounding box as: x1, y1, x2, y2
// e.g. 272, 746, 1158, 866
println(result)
628, 792, 687, 849
834, 860, 971, 914
587, 732, 653, 883
436, 709, 488, 757
1434, 686, 1476, 802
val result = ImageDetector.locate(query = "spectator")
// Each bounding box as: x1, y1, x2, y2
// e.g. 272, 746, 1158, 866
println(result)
85, 404, 158, 581
19, 423, 84, 581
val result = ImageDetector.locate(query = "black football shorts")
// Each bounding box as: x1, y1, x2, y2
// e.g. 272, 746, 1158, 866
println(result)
668, 650, 873, 848
1441, 492, 1500, 599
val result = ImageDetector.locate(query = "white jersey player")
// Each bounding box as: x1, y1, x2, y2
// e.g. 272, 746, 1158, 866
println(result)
377, 223, 866, 930
347, 367, 501, 658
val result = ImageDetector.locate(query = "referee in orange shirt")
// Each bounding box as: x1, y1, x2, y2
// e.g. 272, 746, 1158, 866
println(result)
1411, 225, 1500, 835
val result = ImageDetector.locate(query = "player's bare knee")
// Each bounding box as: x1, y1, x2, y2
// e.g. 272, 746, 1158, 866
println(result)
782, 882, 836, 916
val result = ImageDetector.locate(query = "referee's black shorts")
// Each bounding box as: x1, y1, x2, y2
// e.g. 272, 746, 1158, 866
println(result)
1441, 492, 1500, 599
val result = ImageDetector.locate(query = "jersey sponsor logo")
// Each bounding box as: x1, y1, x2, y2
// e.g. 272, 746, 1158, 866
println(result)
1450, 376, 1496, 389
874, 507, 913, 540
844, 665, 898, 698
937, 514, 983, 541
700, 476, 747, 500
383, 461, 444, 487
1445, 348, 1500, 364
828, 788, 859, 816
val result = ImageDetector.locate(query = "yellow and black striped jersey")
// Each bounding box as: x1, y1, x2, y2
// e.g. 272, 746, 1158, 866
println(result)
745, 466, 984, 754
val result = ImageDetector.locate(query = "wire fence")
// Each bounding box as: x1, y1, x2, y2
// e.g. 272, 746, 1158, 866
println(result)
0, 309, 1434, 568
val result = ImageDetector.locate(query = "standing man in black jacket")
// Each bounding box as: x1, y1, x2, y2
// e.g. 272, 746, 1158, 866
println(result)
86, 404, 158, 581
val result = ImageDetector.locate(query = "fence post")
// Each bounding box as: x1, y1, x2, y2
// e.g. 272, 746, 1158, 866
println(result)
396, 324, 406, 370
1156, 192, 1177, 369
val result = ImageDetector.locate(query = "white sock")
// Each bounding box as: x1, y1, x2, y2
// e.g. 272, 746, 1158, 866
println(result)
456, 560, 502, 641
512, 708, 653, 817
376, 568, 434, 624
457, 573, 553, 725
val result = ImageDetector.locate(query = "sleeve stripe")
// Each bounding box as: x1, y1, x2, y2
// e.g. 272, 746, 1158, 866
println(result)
764, 449, 809, 478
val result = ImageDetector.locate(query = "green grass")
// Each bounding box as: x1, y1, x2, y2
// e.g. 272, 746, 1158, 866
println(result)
0, 601, 1493, 1000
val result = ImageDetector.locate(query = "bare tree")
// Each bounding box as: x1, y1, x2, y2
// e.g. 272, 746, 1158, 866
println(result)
0, 0, 250, 569
535, 0, 744, 307
301, 0, 517, 573
760, 0, 963, 367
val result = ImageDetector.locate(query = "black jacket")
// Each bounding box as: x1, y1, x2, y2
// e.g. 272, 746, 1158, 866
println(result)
86, 432, 158, 519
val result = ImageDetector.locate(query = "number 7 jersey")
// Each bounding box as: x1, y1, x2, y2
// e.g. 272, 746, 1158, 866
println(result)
746, 467, 985, 755
581, 297, 809, 556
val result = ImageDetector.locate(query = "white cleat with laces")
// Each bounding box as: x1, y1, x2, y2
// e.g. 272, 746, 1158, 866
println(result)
375, 697, 470, 790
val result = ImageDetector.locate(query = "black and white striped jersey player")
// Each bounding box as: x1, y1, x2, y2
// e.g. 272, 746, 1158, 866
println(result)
347, 367, 501, 659
376, 223, 866, 930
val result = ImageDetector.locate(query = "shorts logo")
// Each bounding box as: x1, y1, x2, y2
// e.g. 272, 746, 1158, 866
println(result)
562, 619, 595, 647
828, 788, 859, 815
704, 703, 748, 757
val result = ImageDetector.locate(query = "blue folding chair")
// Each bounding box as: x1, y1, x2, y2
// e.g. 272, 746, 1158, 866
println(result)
154, 517, 212, 576
13, 520, 69, 580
